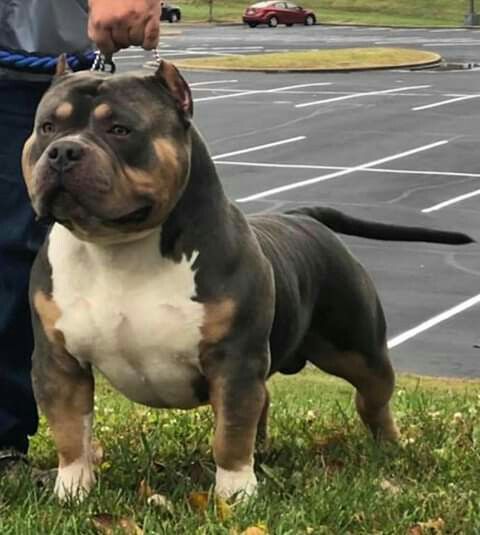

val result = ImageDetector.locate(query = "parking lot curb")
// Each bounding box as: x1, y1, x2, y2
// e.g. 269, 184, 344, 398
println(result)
147, 52, 442, 73
170, 22, 476, 30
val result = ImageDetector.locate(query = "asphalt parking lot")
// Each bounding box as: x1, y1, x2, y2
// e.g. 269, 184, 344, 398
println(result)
116, 25, 480, 377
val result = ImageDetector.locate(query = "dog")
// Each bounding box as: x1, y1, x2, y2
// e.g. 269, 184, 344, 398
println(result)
22, 58, 474, 501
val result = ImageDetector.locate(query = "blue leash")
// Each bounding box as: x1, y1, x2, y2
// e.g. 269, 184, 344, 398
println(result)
0, 49, 98, 74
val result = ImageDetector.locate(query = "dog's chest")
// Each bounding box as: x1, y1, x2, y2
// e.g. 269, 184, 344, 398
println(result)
48, 225, 206, 409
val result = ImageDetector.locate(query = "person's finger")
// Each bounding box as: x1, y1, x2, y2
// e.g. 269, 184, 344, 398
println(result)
142, 16, 160, 50
88, 18, 117, 56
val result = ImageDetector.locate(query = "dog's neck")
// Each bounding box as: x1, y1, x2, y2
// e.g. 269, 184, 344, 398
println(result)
160, 125, 232, 260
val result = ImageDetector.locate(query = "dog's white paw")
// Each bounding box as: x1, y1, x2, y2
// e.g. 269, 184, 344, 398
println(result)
54, 459, 95, 502
215, 464, 257, 500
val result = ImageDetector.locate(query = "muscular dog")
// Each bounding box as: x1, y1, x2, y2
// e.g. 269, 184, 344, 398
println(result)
22, 59, 473, 501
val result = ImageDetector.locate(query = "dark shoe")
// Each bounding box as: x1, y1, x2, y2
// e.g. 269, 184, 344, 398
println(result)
0, 449, 57, 490
0, 448, 28, 474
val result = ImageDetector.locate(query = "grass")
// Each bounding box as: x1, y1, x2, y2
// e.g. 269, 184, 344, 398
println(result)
175, 0, 467, 27
1, 369, 480, 533
173, 48, 441, 71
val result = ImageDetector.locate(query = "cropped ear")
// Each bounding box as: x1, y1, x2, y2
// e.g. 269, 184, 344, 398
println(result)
55, 54, 72, 76
154, 60, 193, 118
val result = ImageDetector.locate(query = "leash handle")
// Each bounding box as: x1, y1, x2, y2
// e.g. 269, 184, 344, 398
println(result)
91, 50, 116, 73
90, 47, 160, 73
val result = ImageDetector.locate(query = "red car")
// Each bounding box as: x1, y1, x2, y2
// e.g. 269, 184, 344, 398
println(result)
243, 1, 316, 28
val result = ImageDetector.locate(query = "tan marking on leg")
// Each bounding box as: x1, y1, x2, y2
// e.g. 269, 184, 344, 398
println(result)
209, 376, 265, 498
209, 377, 265, 471
32, 290, 96, 499
93, 103, 112, 120
48, 397, 91, 467
55, 102, 73, 120
53, 411, 95, 501
34, 360, 96, 500
33, 290, 65, 346
201, 298, 236, 345
309, 348, 399, 441
21, 133, 36, 193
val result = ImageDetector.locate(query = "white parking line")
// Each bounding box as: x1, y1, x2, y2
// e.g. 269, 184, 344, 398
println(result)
388, 293, 480, 349
422, 189, 480, 213
296, 85, 431, 108
190, 80, 238, 86
196, 82, 333, 103
235, 140, 449, 203
429, 28, 467, 32
423, 42, 480, 47
212, 136, 306, 160
413, 94, 480, 111
189, 46, 264, 51
114, 55, 146, 60
216, 160, 480, 179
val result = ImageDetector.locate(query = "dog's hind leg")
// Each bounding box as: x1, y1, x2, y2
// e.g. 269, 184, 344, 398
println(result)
304, 336, 399, 441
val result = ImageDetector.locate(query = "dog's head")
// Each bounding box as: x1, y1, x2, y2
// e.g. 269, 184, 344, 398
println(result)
22, 58, 193, 243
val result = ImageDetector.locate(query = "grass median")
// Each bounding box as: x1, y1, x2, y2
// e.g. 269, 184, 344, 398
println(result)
178, 0, 464, 27
171, 48, 441, 72
1, 369, 479, 533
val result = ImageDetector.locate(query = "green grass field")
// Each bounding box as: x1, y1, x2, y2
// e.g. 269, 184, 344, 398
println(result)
176, 0, 466, 27
173, 48, 441, 71
1, 370, 480, 534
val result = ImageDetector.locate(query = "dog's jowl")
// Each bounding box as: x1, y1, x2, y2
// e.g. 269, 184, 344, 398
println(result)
23, 60, 474, 501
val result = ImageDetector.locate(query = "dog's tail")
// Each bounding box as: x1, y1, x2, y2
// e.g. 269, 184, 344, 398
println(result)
287, 206, 474, 245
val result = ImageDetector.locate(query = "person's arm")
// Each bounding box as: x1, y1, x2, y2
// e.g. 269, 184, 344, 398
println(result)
88, 0, 161, 55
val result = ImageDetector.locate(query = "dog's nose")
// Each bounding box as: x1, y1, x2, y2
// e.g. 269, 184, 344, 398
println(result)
47, 141, 84, 172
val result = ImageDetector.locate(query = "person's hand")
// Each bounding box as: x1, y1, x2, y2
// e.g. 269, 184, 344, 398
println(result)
88, 0, 161, 56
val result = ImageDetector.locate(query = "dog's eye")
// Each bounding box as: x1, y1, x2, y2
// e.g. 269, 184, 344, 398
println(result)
41, 122, 55, 134
108, 125, 130, 137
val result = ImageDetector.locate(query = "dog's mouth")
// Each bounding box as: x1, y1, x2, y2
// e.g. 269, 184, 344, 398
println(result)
107, 204, 153, 225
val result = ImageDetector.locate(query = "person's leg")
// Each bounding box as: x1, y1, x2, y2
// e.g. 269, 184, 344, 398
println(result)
0, 80, 51, 454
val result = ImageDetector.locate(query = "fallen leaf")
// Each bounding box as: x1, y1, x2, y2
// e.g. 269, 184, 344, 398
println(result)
187, 491, 232, 520
379, 479, 401, 495
188, 491, 210, 514
147, 493, 175, 514
353, 512, 366, 523
240, 525, 268, 535
418, 518, 445, 532
216, 496, 232, 521
407, 517, 445, 534
138, 479, 154, 500
91, 514, 143, 535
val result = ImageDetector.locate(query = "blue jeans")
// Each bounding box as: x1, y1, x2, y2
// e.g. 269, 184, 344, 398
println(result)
0, 80, 51, 453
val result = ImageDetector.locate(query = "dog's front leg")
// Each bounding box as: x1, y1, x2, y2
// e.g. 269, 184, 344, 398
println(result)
208, 366, 267, 499
32, 291, 95, 502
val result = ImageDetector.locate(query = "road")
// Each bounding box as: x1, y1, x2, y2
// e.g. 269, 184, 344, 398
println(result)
113, 24, 480, 377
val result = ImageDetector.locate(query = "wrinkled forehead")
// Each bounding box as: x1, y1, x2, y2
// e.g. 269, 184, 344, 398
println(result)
37, 71, 178, 131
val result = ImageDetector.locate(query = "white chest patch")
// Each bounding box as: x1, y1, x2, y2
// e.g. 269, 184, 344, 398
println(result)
48, 224, 206, 409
